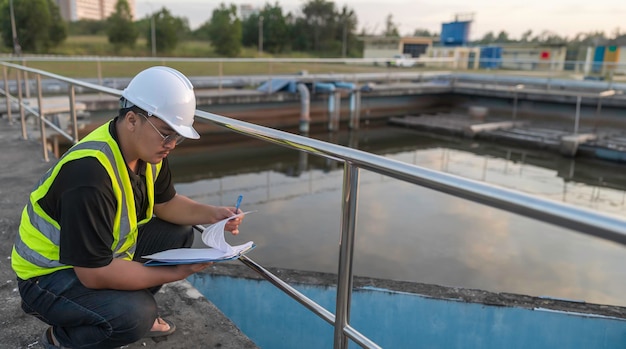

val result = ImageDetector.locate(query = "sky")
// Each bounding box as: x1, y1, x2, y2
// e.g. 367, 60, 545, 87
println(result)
136, 0, 626, 40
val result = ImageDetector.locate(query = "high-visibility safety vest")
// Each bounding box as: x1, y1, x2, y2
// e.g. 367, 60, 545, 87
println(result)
12, 121, 162, 280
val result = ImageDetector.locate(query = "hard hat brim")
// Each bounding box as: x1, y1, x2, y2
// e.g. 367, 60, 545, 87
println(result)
166, 121, 200, 140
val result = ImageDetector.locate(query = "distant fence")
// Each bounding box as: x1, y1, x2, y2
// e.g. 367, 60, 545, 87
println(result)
0, 55, 624, 83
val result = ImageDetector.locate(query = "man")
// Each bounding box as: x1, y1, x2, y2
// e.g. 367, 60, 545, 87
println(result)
11, 66, 243, 348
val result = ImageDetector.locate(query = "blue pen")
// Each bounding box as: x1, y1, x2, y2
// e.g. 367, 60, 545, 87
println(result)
234, 195, 243, 214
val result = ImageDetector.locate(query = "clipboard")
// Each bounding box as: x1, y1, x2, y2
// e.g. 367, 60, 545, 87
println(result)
143, 242, 255, 266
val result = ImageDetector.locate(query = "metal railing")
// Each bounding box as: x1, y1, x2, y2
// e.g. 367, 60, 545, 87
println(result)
0, 61, 119, 161
3, 55, 626, 85
3, 61, 626, 348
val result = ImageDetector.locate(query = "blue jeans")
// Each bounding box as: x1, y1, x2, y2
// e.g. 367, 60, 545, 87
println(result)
17, 218, 194, 348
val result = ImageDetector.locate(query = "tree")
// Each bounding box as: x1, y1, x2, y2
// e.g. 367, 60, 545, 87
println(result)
478, 31, 495, 44
300, 0, 337, 52
241, 3, 290, 54
146, 7, 189, 54
205, 3, 241, 57
383, 14, 399, 37
495, 30, 510, 43
259, 3, 290, 53
68, 20, 107, 36
520, 30, 533, 43
107, 0, 138, 51
336, 5, 357, 57
533, 30, 566, 45
413, 29, 433, 37
0, 0, 67, 53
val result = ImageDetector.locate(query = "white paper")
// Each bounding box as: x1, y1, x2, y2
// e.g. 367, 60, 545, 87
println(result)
142, 211, 256, 264
200, 213, 244, 253
142, 242, 254, 262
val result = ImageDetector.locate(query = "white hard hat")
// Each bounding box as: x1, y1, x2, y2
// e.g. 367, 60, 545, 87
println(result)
122, 66, 199, 139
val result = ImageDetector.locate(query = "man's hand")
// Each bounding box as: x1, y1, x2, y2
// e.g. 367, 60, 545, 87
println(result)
154, 195, 245, 235
214, 206, 244, 235
176, 262, 213, 276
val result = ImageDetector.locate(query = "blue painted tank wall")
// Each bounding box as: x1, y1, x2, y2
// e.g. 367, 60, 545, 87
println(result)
190, 274, 626, 349
441, 21, 471, 46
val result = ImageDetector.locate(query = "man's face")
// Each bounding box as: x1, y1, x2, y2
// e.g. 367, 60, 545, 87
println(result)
135, 112, 182, 163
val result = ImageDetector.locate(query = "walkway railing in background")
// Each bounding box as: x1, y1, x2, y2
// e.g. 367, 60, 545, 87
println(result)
2, 61, 626, 349
0, 61, 119, 161
1, 55, 626, 86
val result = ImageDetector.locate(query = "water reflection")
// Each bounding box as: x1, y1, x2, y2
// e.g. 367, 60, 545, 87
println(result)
171, 125, 626, 307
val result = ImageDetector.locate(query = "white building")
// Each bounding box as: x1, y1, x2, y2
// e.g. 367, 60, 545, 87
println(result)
427, 46, 481, 70
499, 45, 567, 71
239, 4, 257, 20
55, 0, 136, 21
361, 36, 434, 59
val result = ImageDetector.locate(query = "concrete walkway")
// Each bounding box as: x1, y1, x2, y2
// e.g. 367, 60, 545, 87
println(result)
0, 119, 257, 348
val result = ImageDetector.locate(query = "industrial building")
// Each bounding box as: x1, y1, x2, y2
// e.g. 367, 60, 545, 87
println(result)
584, 46, 626, 76
362, 14, 569, 72
55, 0, 136, 21
361, 36, 434, 59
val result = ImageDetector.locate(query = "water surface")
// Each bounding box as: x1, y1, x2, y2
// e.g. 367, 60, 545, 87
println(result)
171, 125, 626, 307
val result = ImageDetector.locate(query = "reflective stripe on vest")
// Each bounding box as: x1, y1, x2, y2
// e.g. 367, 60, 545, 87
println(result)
12, 121, 161, 279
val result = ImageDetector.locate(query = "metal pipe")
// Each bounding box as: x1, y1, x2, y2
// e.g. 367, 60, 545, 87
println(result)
334, 163, 360, 349
22, 61, 30, 98
36, 74, 48, 162
511, 84, 524, 121
574, 95, 581, 135
328, 93, 336, 131
17, 69, 25, 139
3, 66, 12, 124
332, 91, 341, 131
594, 89, 617, 132
235, 254, 380, 348
237, 254, 336, 324
69, 84, 78, 143
296, 83, 310, 133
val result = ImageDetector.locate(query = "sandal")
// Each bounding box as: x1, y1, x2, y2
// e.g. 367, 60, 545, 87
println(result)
145, 317, 176, 338
40, 327, 69, 349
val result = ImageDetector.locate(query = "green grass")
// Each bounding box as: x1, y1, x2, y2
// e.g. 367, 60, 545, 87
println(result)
3, 34, 601, 82
1, 34, 457, 79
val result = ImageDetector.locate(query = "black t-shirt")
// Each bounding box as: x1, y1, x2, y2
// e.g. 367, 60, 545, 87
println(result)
38, 120, 176, 268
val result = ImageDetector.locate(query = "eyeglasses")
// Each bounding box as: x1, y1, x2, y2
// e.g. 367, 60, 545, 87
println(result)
138, 112, 185, 146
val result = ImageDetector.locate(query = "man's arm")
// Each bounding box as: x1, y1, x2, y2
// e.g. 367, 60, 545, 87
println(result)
75, 259, 210, 290
153, 194, 243, 234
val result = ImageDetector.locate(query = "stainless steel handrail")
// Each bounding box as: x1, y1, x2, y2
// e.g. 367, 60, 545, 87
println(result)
4, 61, 626, 349
198, 109, 626, 245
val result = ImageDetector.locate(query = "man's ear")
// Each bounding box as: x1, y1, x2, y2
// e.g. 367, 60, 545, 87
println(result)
126, 110, 138, 127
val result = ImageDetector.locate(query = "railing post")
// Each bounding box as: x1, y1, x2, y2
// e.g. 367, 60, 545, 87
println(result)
574, 95, 582, 135
96, 59, 103, 86
36, 74, 49, 162
22, 59, 30, 98
349, 89, 361, 130
69, 84, 78, 143
17, 68, 26, 139
268, 60, 273, 94
218, 61, 223, 92
334, 162, 359, 349
3, 65, 13, 124
330, 91, 341, 132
